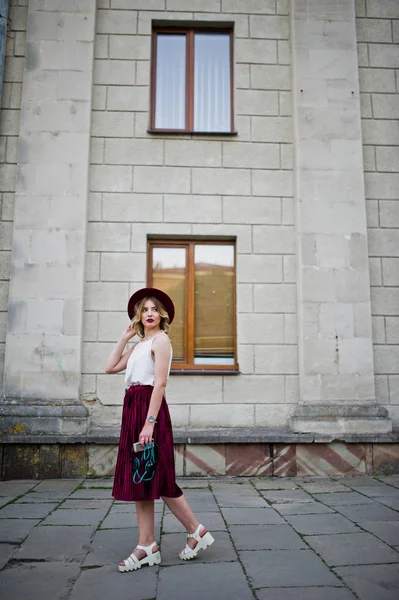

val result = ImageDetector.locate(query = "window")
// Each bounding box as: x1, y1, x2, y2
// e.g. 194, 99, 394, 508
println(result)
148, 240, 237, 372
150, 26, 234, 133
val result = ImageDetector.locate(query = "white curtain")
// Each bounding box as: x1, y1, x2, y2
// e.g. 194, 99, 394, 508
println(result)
155, 35, 186, 130
194, 33, 231, 132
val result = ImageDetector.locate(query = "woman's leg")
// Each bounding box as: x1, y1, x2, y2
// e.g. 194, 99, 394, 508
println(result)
161, 494, 205, 550
119, 500, 158, 565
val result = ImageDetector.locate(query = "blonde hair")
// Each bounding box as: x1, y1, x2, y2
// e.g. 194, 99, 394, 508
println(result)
131, 296, 170, 338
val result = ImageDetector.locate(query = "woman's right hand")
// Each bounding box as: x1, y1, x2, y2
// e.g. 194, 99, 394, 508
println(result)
121, 324, 136, 343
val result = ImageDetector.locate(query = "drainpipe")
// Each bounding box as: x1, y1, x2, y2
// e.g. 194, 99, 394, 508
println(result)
0, 0, 9, 109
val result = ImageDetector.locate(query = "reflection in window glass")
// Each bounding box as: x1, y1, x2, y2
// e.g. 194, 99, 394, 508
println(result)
155, 35, 186, 130
152, 247, 186, 361
194, 245, 235, 365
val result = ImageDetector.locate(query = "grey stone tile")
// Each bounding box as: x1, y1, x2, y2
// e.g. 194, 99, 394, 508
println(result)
157, 562, 253, 600
0, 543, 17, 570
221, 507, 285, 525
0, 497, 14, 508
162, 511, 226, 533
33, 479, 82, 492
0, 519, 40, 543
160, 530, 234, 565
0, 562, 80, 600
273, 502, 335, 516
298, 481, 351, 494
15, 525, 94, 561
358, 521, 399, 546
69, 564, 158, 600
352, 486, 399, 498
315, 492, 374, 507
0, 482, 38, 497
261, 490, 314, 504
82, 527, 139, 567
69, 489, 113, 500
15, 492, 70, 503
230, 524, 306, 550
41, 508, 106, 527
335, 564, 399, 600
252, 479, 299, 490
336, 477, 381, 487
336, 503, 399, 522
61, 499, 113, 510
305, 532, 399, 567
284, 514, 360, 535
214, 493, 268, 508
112, 500, 164, 512
100, 511, 161, 530
0, 503, 58, 519
179, 478, 211, 488
255, 587, 357, 600
81, 479, 114, 489
378, 476, 399, 489
240, 549, 341, 587
376, 496, 399, 511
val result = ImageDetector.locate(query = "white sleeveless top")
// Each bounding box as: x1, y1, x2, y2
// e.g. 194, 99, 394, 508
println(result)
125, 333, 172, 387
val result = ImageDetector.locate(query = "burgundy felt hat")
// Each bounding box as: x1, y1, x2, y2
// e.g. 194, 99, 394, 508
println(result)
127, 287, 175, 324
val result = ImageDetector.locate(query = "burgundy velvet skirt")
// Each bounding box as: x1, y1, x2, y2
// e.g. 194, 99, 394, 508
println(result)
112, 385, 183, 501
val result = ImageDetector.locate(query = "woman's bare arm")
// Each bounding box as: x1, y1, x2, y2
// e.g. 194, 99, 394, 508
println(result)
105, 326, 136, 374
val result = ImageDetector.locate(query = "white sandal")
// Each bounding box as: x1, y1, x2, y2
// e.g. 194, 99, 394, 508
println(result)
179, 524, 215, 561
118, 541, 161, 572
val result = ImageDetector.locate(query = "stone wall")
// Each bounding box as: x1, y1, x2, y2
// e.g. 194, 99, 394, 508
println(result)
82, 0, 298, 429
356, 0, 399, 425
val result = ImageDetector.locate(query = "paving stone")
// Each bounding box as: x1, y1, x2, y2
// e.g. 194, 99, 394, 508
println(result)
376, 496, 399, 511
184, 499, 221, 512
34, 479, 83, 492
0, 482, 38, 496
273, 502, 336, 515
160, 530, 235, 566
157, 562, 253, 600
61, 499, 113, 510
15, 525, 94, 561
214, 493, 268, 508
0, 502, 58, 519
284, 514, 360, 535
0, 497, 14, 508
81, 480, 113, 489
240, 549, 341, 587
336, 503, 399, 522
261, 490, 314, 504
335, 564, 399, 600
15, 492, 69, 503
41, 508, 106, 527
162, 511, 226, 533
252, 479, 299, 490
337, 477, 382, 487
0, 543, 17, 570
255, 587, 357, 600
69, 564, 158, 600
305, 532, 399, 567
358, 521, 399, 546
350, 486, 399, 498
378, 476, 399, 489
112, 500, 164, 513
69, 489, 113, 500
0, 519, 40, 543
100, 511, 161, 530
315, 492, 375, 506
0, 562, 81, 600
221, 507, 286, 525
230, 524, 306, 550
83, 527, 139, 567
298, 482, 351, 494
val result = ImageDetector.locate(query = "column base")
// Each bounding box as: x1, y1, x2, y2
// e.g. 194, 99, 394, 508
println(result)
291, 404, 392, 436
0, 398, 89, 438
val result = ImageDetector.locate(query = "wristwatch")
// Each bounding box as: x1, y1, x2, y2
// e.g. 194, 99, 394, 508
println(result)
147, 415, 157, 424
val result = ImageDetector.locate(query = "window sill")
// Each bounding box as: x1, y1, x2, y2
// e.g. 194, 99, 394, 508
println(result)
147, 129, 238, 136
170, 369, 240, 376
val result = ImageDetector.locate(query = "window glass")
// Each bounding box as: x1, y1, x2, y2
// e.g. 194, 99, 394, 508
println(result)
155, 34, 186, 130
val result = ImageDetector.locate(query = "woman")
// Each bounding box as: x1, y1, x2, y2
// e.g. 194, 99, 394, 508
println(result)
105, 287, 214, 572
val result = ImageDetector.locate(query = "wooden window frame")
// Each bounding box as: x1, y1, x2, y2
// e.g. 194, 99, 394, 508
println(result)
149, 26, 235, 134
147, 239, 238, 373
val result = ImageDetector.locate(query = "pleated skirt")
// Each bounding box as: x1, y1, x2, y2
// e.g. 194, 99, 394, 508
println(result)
112, 385, 183, 501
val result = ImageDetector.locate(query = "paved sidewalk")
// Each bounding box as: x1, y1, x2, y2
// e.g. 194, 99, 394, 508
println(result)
0, 475, 399, 600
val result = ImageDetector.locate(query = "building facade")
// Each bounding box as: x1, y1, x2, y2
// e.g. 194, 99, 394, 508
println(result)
0, 0, 398, 478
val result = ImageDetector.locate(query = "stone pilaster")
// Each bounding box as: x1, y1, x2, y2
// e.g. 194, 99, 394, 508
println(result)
290, 0, 391, 435
1, 0, 97, 436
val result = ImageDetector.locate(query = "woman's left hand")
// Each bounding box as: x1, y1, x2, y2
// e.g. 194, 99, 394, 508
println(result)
139, 423, 155, 446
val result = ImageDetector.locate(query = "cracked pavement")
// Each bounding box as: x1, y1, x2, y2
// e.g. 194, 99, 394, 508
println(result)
0, 475, 399, 599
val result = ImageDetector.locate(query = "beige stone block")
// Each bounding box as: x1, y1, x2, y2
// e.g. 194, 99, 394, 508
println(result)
87, 222, 130, 252
6, 137, 19, 164
277, 40, 290, 65
362, 120, 399, 146
192, 168, 250, 195
95, 34, 108, 59
394, 19, 399, 43
39, 40, 93, 71
88, 193, 102, 222
85, 282, 129, 311
222, 0, 275, 13
100, 252, 146, 281
237, 284, 253, 313
283, 255, 296, 283
104, 138, 163, 165
301, 267, 335, 302
237, 344, 254, 374
222, 142, 279, 169
359, 68, 396, 94
282, 198, 294, 225
0, 251, 11, 280
284, 313, 297, 344
366, 200, 379, 228
90, 138, 104, 164
371, 287, 399, 316
281, 144, 293, 169
167, 0, 219, 10
251, 65, 291, 90
372, 95, 399, 119
167, 376, 222, 404
236, 63, 250, 89
92, 86, 107, 110
375, 374, 389, 403
254, 283, 296, 313
134, 166, 190, 194
253, 225, 295, 254
28, 9, 95, 40
164, 195, 222, 223
356, 18, 393, 42
90, 165, 133, 192
168, 405, 189, 428
83, 312, 98, 342
301, 201, 366, 235
279, 91, 292, 116
382, 258, 399, 286
190, 404, 254, 427
2, 193, 14, 222
0, 164, 16, 192
0, 281, 9, 310
376, 147, 399, 173
386, 317, 399, 344
165, 140, 221, 167
374, 346, 399, 375
3, 56, 24, 83
369, 257, 382, 286
102, 193, 162, 222
335, 269, 371, 303
255, 345, 298, 374
380, 201, 399, 228
138, 12, 194, 35
224, 374, 285, 403
237, 90, 279, 116
389, 375, 399, 404
360, 93, 372, 117
370, 44, 399, 69
136, 60, 150, 86
236, 39, 277, 64
112, 0, 164, 8
255, 403, 295, 426
362, 145, 375, 172
98, 312, 128, 342
369, 229, 399, 257
109, 35, 150, 60
223, 196, 281, 224
24, 299, 63, 334
130, 222, 192, 252
338, 338, 374, 375
21, 100, 90, 133
353, 302, 372, 338
107, 86, 148, 111
91, 111, 134, 137
238, 255, 282, 283
238, 313, 283, 344
96, 10, 137, 34
249, 15, 289, 39
252, 170, 293, 197
0, 222, 14, 250
96, 373, 126, 405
